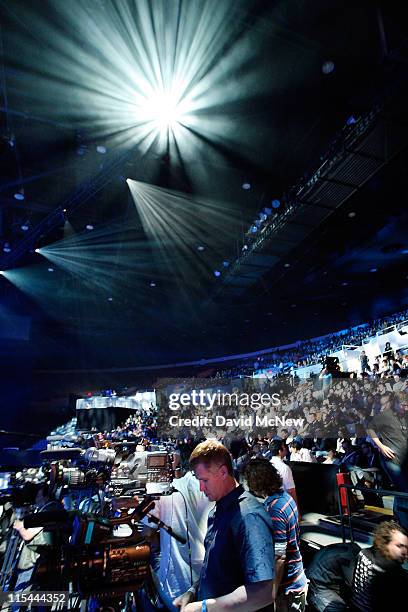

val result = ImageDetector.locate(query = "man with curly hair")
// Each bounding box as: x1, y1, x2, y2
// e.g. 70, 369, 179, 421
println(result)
244, 457, 307, 612
351, 520, 408, 611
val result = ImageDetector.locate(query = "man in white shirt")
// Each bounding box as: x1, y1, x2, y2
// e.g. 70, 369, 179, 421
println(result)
269, 440, 299, 509
151, 471, 212, 610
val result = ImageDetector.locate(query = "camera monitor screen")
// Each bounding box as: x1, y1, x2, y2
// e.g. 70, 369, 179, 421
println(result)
147, 455, 167, 468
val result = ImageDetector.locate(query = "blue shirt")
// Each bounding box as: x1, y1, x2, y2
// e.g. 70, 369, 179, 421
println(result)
198, 485, 275, 601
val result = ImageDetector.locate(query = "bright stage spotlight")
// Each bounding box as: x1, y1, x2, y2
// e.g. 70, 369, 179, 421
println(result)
136, 85, 190, 134
1, 0, 281, 179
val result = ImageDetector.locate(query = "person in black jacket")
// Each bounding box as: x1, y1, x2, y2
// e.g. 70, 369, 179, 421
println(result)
351, 520, 408, 611
306, 542, 361, 611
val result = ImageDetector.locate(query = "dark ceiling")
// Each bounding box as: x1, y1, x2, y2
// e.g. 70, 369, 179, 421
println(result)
0, 0, 408, 371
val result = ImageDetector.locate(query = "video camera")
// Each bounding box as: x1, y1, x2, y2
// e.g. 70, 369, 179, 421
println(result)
110, 450, 174, 497
24, 494, 184, 597
0, 468, 48, 507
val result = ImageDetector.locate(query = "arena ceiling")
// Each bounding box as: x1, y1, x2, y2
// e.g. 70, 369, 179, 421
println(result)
0, 0, 408, 370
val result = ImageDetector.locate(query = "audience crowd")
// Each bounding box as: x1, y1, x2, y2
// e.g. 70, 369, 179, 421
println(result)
7, 307, 407, 611
215, 307, 408, 378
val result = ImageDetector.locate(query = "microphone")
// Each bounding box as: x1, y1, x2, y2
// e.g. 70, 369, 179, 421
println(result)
146, 514, 187, 545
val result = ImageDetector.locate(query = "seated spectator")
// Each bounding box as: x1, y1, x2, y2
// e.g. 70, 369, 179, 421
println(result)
380, 358, 391, 377
229, 437, 251, 479
286, 427, 299, 446
304, 411, 320, 438
260, 438, 271, 459
323, 449, 340, 465
383, 341, 394, 360
359, 441, 381, 470
336, 427, 351, 454
339, 439, 360, 468
392, 374, 407, 392
372, 362, 380, 377
390, 357, 402, 376
354, 422, 368, 447
289, 440, 315, 463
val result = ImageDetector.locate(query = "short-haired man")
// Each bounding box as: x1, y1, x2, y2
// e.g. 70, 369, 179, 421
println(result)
351, 520, 408, 611
269, 440, 299, 509
173, 440, 275, 612
244, 458, 307, 611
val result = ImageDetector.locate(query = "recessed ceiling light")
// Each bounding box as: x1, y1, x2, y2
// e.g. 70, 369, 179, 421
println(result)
322, 60, 335, 74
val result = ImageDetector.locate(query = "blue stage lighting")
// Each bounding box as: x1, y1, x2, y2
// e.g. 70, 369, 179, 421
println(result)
272, 199, 280, 208
242, 182, 251, 190
213, 270, 221, 277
